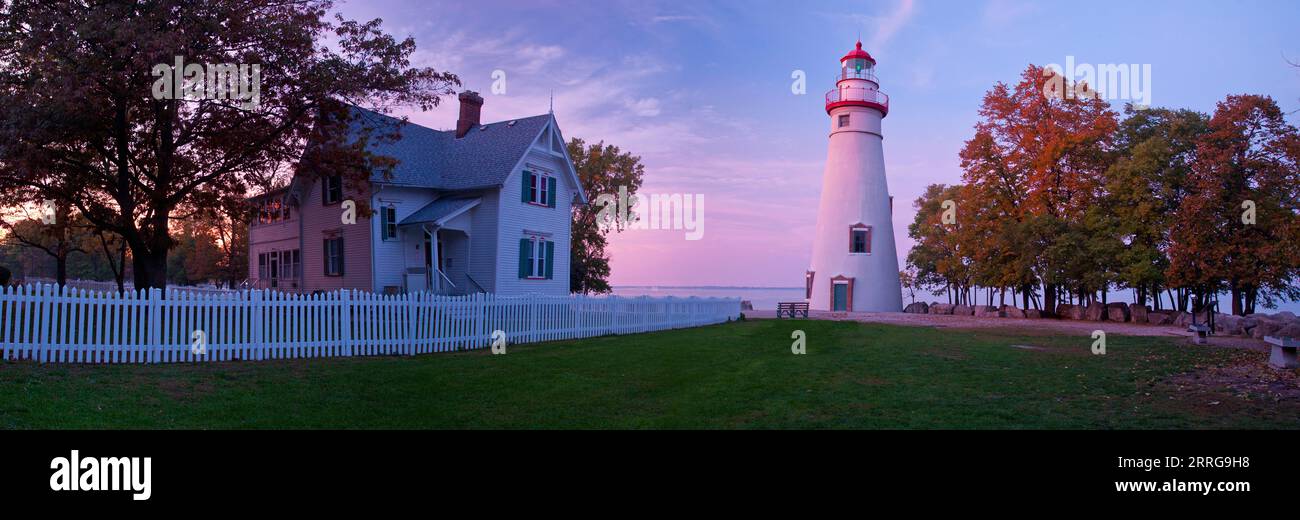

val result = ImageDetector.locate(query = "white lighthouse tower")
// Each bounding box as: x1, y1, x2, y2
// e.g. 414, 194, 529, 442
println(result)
806, 41, 903, 312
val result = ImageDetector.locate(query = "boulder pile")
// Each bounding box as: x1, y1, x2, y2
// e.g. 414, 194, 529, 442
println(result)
913, 298, 1300, 339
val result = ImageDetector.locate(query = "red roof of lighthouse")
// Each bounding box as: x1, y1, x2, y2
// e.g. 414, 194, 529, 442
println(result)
841, 41, 875, 64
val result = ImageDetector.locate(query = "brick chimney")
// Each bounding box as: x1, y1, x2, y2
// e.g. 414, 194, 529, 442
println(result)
455, 90, 484, 138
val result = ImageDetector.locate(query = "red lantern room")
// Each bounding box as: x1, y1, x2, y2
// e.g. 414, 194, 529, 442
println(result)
839, 41, 877, 84
825, 41, 889, 117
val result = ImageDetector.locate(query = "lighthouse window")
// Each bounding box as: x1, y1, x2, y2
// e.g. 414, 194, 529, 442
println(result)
838, 114, 850, 128
850, 226, 871, 254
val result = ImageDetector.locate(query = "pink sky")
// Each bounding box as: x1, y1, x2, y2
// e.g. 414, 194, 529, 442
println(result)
350, 0, 1300, 288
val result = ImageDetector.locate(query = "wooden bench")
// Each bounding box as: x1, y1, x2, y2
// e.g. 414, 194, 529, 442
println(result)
1264, 336, 1299, 369
777, 302, 809, 319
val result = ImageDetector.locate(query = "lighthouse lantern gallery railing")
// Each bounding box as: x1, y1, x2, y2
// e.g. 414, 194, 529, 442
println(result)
824, 88, 890, 115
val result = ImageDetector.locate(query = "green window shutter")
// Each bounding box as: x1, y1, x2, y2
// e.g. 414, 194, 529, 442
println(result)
323, 239, 330, 274
337, 238, 344, 275
518, 238, 532, 278
547, 177, 557, 207
521, 172, 532, 203
545, 240, 555, 279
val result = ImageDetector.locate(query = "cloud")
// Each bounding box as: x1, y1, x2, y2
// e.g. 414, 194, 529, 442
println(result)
982, 0, 1038, 27
868, 0, 916, 52
819, 0, 916, 54
623, 97, 662, 117
516, 45, 565, 73
650, 15, 699, 23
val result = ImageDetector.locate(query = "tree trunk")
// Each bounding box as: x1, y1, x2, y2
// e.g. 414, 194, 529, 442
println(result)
1043, 283, 1057, 315
55, 253, 68, 287
1230, 281, 1243, 316
132, 249, 169, 294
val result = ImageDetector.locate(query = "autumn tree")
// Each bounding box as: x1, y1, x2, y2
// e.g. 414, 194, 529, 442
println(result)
567, 138, 645, 294
906, 184, 973, 305
0, 0, 459, 291
957, 65, 1117, 313
1167, 95, 1300, 315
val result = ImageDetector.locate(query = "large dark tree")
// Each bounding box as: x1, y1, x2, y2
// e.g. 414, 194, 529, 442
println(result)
566, 138, 644, 294
0, 0, 458, 290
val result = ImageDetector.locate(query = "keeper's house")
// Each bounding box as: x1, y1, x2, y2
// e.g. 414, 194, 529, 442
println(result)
246, 91, 584, 295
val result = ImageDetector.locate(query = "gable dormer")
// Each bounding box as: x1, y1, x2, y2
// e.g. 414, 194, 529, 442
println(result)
533, 119, 566, 157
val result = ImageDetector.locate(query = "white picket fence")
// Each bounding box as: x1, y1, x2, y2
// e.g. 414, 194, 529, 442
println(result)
0, 285, 742, 363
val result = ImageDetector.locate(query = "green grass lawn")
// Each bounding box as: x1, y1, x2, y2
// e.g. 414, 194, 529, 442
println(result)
1, 319, 1297, 429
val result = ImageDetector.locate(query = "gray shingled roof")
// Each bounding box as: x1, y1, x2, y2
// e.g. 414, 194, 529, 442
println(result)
399, 197, 481, 226
347, 106, 553, 190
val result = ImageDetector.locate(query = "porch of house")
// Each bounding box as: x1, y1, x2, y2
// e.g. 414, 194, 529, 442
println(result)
396, 197, 484, 296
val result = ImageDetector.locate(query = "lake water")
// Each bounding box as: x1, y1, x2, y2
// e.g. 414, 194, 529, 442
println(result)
612, 286, 1300, 314
612, 286, 806, 310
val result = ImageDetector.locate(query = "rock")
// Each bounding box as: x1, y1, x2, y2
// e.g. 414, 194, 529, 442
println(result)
1106, 302, 1130, 322
1146, 310, 1174, 325
1273, 323, 1300, 340
1085, 303, 1107, 321
1025, 309, 1043, 319
1002, 306, 1027, 319
974, 305, 1002, 317
1274, 311, 1297, 321
1056, 304, 1084, 320
904, 302, 929, 314
1252, 318, 1288, 340
1174, 312, 1194, 327
929, 303, 955, 315
1214, 314, 1245, 336
1130, 305, 1149, 324
1241, 317, 1259, 334
953, 305, 974, 316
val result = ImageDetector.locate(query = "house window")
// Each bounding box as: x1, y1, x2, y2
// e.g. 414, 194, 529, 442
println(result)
838, 114, 850, 128
323, 237, 344, 276
323, 176, 343, 205
280, 249, 300, 279
253, 197, 292, 226
522, 170, 556, 207
518, 236, 554, 279
850, 225, 871, 254
381, 206, 397, 240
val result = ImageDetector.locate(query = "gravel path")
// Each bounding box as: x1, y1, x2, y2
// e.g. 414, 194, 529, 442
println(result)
746, 309, 1269, 351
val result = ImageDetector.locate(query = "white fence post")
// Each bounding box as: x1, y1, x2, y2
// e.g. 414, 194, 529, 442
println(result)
147, 287, 162, 363
250, 289, 263, 360
406, 291, 417, 355
340, 289, 353, 357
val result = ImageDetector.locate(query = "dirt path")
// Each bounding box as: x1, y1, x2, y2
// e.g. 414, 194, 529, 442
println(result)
747, 309, 1269, 351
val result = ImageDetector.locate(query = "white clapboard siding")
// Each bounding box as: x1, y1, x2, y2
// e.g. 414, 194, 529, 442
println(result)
0, 285, 741, 364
